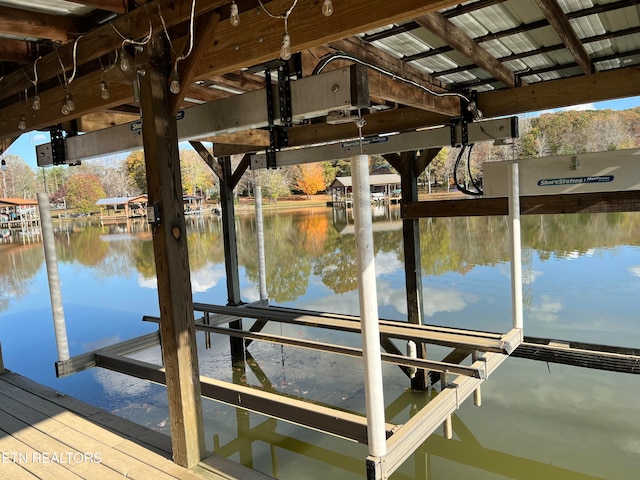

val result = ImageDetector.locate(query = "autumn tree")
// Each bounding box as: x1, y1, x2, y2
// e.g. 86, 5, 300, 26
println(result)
59, 173, 106, 213
255, 168, 291, 203
125, 150, 147, 194
180, 149, 215, 197
295, 162, 326, 197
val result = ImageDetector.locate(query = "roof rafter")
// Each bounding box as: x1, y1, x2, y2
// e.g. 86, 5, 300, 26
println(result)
414, 11, 517, 88
67, 1, 128, 14
0, 5, 81, 43
533, 0, 592, 74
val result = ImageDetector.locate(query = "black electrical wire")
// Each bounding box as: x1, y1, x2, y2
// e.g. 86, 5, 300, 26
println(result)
453, 144, 483, 196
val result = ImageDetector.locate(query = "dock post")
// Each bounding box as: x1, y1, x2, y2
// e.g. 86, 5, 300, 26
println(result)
508, 163, 524, 330
254, 184, 268, 301
139, 32, 205, 468
351, 154, 387, 471
37, 192, 70, 362
0, 341, 5, 374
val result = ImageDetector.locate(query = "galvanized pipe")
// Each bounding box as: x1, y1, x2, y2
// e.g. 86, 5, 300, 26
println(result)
508, 163, 523, 330
254, 185, 268, 301
350, 154, 387, 458
37, 192, 70, 362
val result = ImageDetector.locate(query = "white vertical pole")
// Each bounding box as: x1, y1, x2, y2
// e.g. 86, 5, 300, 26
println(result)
254, 185, 268, 301
37, 192, 70, 362
508, 163, 523, 330
350, 154, 387, 458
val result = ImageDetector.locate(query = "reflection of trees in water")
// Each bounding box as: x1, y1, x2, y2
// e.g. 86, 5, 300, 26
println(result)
10, 211, 638, 307
0, 244, 44, 312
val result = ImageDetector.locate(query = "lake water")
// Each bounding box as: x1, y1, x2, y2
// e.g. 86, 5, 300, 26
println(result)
1, 206, 639, 479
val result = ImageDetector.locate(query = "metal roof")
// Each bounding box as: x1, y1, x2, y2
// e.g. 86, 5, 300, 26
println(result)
331, 174, 401, 189
0, 0, 638, 151
96, 195, 148, 206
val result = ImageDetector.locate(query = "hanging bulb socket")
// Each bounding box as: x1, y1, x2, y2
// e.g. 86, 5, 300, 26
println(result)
169, 70, 180, 94
100, 81, 110, 100
61, 93, 75, 115
280, 33, 292, 61
17, 115, 27, 131
230, 1, 240, 26
322, 0, 334, 17
32, 95, 41, 111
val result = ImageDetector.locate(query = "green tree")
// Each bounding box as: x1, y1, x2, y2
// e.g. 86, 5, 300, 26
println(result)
125, 150, 147, 194
61, 173, 106, 213
295, 162, 326, 197
256, 168, 291, 203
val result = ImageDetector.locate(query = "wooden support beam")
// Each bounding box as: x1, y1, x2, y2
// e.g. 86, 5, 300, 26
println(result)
414, 12, 517, 88
385, 150, 440, 390
139, 32, 205, 468
219, 156, 242, 306
402, 191, 640, 219
189, 141, 222, 179
534, 0, 592, 74
0, 39, 32, 63
170, 11, 221, 116
0, 0, 226, 103
322, 37, 460, 116
67, 0, 128, 14
0, 6, 80, 43
231, 154, 251, 189
197, 0, 462, 79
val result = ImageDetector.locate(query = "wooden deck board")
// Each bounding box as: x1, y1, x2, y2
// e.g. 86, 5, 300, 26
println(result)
0, 372, 273, 480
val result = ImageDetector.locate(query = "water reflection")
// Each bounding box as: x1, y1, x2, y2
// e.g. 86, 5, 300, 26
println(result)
0, 209, 639, 480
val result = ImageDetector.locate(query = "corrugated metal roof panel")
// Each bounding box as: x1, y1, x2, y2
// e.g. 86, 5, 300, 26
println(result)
0, 0, 92, 15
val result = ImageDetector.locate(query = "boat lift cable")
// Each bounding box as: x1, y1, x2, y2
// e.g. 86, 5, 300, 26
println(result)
453, 144, 483, 196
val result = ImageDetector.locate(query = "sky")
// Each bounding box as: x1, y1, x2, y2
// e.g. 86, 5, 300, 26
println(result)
4, 96, 640, 171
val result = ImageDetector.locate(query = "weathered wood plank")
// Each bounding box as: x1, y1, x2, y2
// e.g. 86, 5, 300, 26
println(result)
139, 32, 205, 468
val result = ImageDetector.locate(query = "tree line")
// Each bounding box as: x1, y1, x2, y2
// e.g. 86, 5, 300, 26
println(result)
1, 107, 638, 211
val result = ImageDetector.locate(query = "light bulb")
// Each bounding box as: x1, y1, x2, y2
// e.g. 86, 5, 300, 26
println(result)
32, 95, 41, 111
18, 115, 27, 131
1, 159, 6, 172
280, 33, 292, 61
66, 94, 75, 112
169, 71, 180, 94
322, 0, 333, 16
61, 102, 70, 116
120, 50, 132, 72
100, 81, 110, 100
230, 1, 240, 26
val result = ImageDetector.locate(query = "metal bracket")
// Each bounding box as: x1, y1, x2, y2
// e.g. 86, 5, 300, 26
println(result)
450, 89, 479, 147
50, 126, 67, 166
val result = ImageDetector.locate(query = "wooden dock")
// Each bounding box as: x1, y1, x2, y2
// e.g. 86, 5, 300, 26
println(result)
0, 371, 272, 480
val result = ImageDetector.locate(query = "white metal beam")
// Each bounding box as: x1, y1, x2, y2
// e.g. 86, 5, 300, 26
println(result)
35, 65, 369, 166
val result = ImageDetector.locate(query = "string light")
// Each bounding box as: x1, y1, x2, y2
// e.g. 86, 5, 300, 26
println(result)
23, 57, 41, 110
1, 159, 6, 172
169, 70, 181, 94
119, 46, 132, 72
280, 33, 292, 61
98, 50, 118, 101
100, 81, 110, 100
257, 0, 299, 61
230, 1, 240, 26
322, 0, 333, 16
17, 115, 27, 131
61, 93, 75, 115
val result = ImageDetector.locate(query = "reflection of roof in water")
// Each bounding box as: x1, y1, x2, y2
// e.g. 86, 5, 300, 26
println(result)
330, 174, 401, 189
335, 220, 403, 235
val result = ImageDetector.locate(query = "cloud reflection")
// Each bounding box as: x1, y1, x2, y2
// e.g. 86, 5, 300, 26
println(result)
629, 265, 640, 278
137, 264, 226, 293
528, 294, 563, 322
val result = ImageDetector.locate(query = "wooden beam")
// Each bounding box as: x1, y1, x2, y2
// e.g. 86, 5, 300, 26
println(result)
414, 12, 517, 88
0, 341, 5, 374
67, 0, 128, 14
322, 37, 460, 116
139, 32, 205, 468
534, 0, 592, 74
189, 140, 222, 178
0, 39, 32, 63
0, 6, 79, 43
0, 0, 227, 103
402, 191, 640, 219
196, 0, 463, 79
170, 11, 221, 116
75, 111, 138, 132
